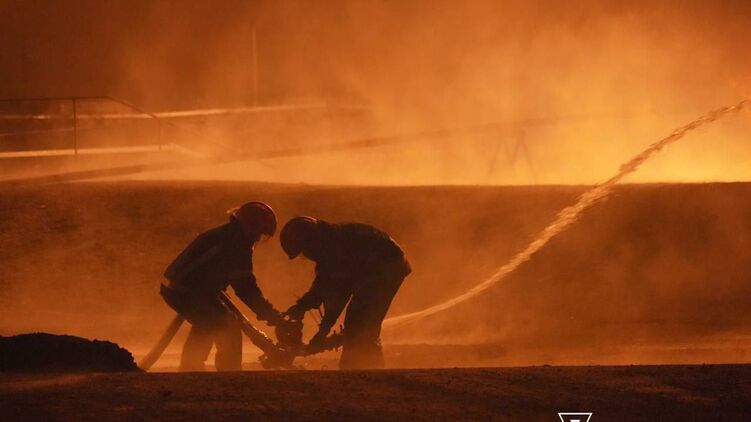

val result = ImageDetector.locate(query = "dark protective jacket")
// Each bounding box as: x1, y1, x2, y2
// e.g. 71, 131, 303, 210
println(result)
163, 220, 278, 322
293, 221, 411, 335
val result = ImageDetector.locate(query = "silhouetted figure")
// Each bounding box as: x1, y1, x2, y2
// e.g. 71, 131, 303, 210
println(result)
280, 217, 411, 369
160, 202, 284, 371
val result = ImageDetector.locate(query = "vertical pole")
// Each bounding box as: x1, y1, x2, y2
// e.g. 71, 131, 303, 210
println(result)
72, 98, 78, 155
252, 26, 258, 107
16, 7, 29, 94
21, 23, 29, 94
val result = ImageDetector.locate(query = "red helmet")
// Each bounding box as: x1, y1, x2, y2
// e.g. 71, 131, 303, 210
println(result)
229, 202, 277, 240
280, 216, 319, 259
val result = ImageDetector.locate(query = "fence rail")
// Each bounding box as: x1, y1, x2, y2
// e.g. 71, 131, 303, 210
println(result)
0, 96, 163, 155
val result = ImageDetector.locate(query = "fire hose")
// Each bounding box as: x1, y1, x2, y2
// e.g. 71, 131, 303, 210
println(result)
140, 291, 342, 371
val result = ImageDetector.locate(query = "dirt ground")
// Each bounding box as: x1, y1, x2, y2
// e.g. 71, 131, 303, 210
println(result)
1, 364, 750, 421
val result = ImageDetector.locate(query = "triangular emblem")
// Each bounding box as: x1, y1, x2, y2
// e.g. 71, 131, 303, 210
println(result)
558, 412, 592, 422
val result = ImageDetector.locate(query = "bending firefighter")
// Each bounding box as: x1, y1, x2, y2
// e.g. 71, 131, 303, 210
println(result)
281, 217, 411, 369
160, 202, 285, 371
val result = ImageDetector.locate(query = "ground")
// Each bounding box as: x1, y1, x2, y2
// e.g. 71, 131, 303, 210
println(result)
2, 365, 750, 421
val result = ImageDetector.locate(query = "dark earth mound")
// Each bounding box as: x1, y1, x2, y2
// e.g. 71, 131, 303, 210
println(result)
0, 333, 140, 372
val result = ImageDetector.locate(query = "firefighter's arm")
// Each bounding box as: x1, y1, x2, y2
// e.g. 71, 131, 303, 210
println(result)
309, 291, 349, 345
284, 275, 326, 320
231, 274, 283, 326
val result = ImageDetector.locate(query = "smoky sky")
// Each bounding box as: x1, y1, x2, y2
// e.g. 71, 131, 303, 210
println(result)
1, 0, 750, 110
1, 0, 750, 185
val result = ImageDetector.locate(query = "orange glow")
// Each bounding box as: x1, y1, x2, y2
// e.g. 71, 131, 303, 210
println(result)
1, 1, 751, 371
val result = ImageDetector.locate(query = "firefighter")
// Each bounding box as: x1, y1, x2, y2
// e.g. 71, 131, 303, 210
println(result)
280, 217, 411, 369
159, 202, 285, 371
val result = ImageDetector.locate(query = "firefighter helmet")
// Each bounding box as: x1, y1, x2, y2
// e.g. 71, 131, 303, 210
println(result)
280, 216, 319, 259
229, 202, 277, 239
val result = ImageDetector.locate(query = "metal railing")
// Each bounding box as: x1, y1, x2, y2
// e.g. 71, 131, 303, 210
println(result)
0, 96, 165, 156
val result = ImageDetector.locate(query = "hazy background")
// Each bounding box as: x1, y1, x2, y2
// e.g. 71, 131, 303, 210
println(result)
2, 182, 750, 368
1, 1, 751, 369
1, 0, 750, 185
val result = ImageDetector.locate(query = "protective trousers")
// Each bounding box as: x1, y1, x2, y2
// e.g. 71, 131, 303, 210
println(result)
160, 285, 243, 371
180, 316, 242, 371
339, 268, 405, 369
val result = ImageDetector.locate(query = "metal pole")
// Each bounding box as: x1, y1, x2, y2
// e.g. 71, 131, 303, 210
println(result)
72, 98, 77, 155
21, 16, 29, 94
252, 26, 258, 107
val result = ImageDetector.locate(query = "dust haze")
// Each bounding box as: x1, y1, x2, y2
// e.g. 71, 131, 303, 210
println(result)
2, 0, 751, 184
1, 1, 751, 369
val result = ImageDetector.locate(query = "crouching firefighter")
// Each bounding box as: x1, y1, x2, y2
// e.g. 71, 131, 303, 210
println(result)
160, 202, 285, 371
280, 217, 411, 369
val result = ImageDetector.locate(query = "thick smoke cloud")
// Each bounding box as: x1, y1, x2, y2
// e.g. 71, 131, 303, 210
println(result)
1, 0, 750, 184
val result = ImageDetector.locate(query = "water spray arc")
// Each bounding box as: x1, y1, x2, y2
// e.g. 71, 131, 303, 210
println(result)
383, 99, 750, 328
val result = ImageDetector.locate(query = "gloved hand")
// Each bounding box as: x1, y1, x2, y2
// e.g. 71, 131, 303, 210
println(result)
263, 311, 284, 327
282, 303, 306, 321
275, 318, 304, 350
252, 306, 285, 327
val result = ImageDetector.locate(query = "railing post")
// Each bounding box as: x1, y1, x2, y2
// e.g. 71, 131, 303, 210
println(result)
72, 98, 78, 155
252, 26, 258, 107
